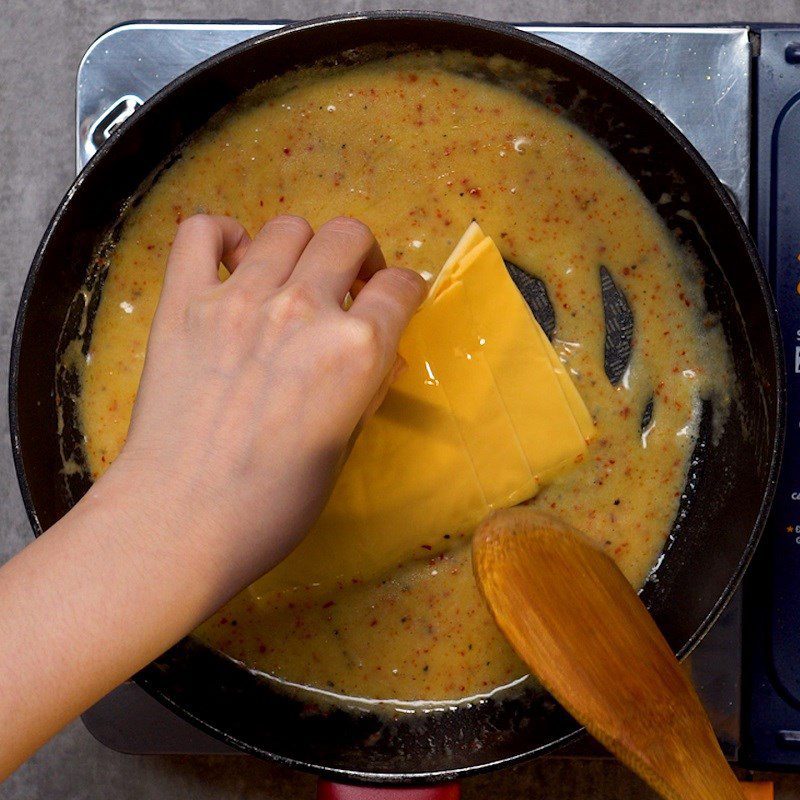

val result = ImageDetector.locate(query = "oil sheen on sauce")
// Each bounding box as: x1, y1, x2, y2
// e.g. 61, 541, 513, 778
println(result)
75, 52, 733, 710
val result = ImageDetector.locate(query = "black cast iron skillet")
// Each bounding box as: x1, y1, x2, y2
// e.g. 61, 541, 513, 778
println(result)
9, 11, 784, 789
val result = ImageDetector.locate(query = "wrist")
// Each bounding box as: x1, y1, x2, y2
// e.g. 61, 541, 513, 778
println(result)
76, 455, 268, 609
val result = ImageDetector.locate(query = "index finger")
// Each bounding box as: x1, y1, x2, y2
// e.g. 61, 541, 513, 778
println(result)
163, 214, 251, 301
348, 267, 427, 372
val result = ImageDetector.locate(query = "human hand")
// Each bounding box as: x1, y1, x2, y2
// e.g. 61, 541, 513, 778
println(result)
109, 213, 426, 584
0, 214, 426, 775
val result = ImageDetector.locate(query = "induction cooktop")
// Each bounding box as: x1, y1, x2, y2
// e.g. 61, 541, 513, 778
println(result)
73, 21, 800, 770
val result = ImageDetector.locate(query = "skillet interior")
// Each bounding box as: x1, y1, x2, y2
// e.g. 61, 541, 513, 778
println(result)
9, 12, 783, 783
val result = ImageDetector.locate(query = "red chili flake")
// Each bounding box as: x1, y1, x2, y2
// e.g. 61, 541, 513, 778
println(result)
421, 544, 432, 551
370, 618, 378, 627
283, 147, 292, 155
219, 617, 228, 625
258, 645, 266, 654
468, 187, 481, 197
278, 196, 285, 203
322, 600, 335, 609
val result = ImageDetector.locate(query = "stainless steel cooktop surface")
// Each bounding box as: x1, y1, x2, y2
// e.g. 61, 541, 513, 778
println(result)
75, 21, 752, 758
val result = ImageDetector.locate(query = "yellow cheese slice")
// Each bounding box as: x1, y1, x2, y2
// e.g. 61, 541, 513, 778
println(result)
536, 324, 595, 442
253, 224, 594, 595
416, 280, 537, 507
424, 220, 485, 302
453, 237, 590, 482
446, 229, 593, 442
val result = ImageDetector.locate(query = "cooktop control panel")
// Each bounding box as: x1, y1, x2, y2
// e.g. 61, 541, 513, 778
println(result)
743, 26, 800, 771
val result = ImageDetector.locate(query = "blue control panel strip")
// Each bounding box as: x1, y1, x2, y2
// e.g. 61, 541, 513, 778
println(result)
742, 26, 800, 771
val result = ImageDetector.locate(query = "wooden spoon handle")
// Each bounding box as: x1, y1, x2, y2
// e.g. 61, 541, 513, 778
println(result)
473, 508, 745, 800
740, 784, 774, 800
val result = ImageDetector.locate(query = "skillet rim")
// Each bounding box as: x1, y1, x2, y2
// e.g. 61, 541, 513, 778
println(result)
8, 10, 786, 783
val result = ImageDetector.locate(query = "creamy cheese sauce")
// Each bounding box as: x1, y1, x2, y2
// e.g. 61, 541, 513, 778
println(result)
74, 52, 732, 708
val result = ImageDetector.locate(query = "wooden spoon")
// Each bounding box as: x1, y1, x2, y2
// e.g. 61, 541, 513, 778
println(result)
472, 506, 755, 800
